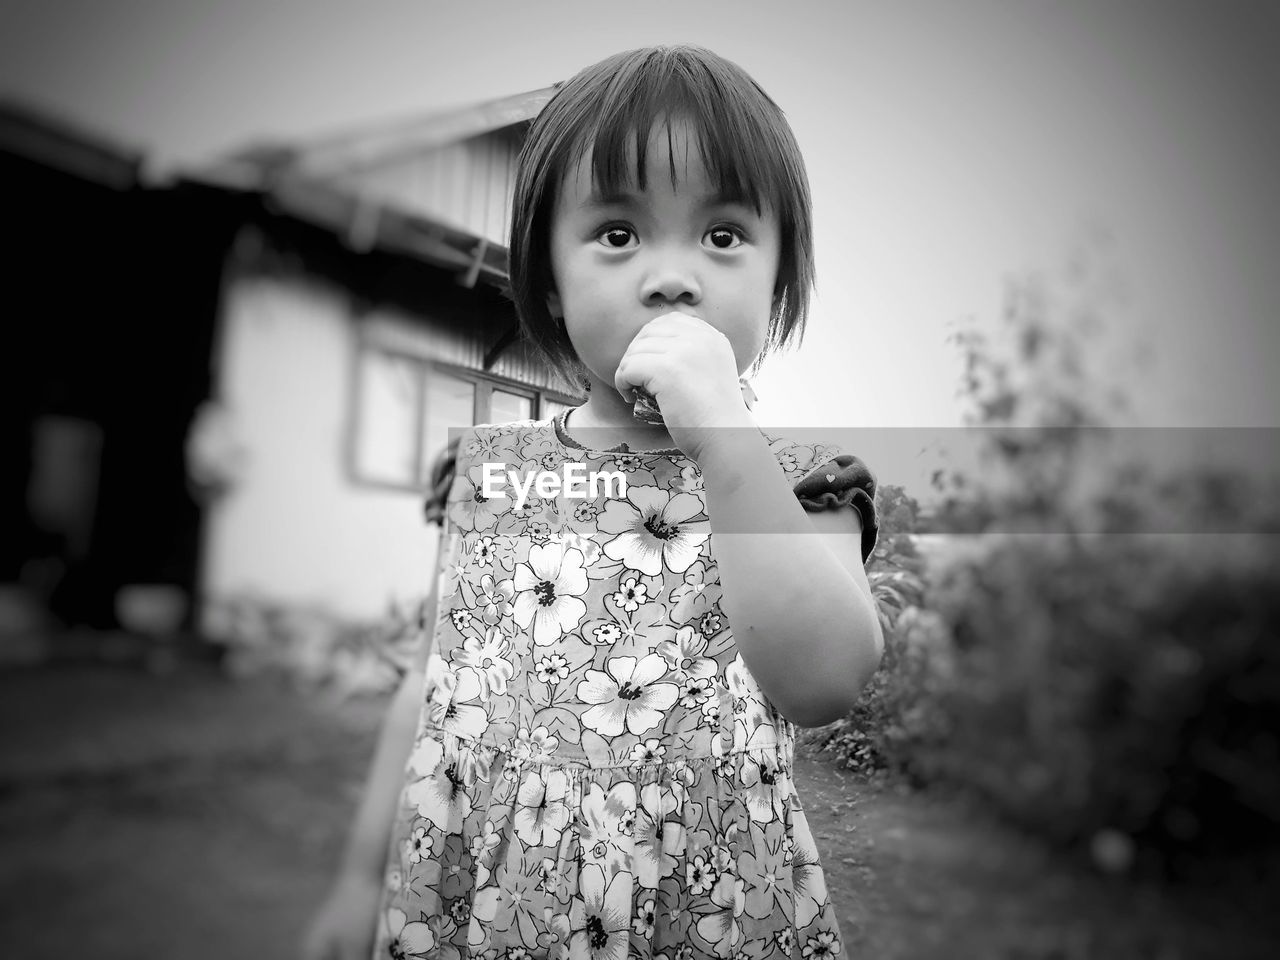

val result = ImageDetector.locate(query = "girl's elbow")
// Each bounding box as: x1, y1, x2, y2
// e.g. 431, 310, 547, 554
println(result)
788, 704, 840, 728
787, 691, 855, 728
789, 654, 880, 727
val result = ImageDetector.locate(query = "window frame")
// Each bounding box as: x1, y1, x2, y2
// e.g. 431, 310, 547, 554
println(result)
347, 347, 582, 493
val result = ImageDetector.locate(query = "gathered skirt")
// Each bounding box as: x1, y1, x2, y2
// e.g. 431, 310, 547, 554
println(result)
371, 727, 845, 959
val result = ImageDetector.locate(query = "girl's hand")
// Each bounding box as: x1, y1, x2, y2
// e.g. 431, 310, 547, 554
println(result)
299, 872, 383, 960
613, 311, 755, 461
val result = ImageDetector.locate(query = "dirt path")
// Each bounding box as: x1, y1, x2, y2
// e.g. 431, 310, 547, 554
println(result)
0, 665, 1274, 959
795, 757, 1276, 960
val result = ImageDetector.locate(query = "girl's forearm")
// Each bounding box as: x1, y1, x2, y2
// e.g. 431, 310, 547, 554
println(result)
333, 665, 426, 883
333, 606, 438, 885
696, 431, 883, 727
334, 557, 446, 884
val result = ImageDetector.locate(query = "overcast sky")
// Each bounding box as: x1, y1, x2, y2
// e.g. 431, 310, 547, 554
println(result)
3, 0, 1276, 493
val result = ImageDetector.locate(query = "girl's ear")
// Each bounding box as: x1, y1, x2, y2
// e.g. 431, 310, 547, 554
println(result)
546, 290, 564, 319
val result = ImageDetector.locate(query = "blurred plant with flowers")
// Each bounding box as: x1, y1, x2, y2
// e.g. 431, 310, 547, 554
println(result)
801, 231, 1280, 875
204, 590, 427, 701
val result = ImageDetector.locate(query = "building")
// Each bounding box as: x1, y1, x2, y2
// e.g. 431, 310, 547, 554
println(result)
2, 87, 580, 658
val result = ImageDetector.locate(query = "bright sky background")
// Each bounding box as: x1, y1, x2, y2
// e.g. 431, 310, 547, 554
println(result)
4, 0, 1276, 497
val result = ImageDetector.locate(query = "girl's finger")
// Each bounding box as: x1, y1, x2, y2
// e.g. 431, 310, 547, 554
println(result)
629, 326, 687, 340
613, 357, 655, 398
614, 346, 670, 363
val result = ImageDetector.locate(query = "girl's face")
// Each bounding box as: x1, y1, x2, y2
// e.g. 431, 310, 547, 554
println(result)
546, 119, 782, 394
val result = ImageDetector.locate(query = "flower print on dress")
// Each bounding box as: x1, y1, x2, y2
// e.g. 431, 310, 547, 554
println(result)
370, 417, 866, 959
534, 652, 570, 685
672, 462, 704, 496
655, 624, 718, 684
741, 751, 787, 825
512, 541, 589, 645
404, 735, 472, 832
633, 782, 683, 886
486, 534, 521, 574
451, 464, 502, 532
427, 667, 490, 741
586, 619, 624, 647
609, 575, 651, 615
474, 573, 516, 625
577, 654, 679, 737
568, 863, 632, 960
440, 834, 477, 901
382, 905, 437, 958
452, 624, 516, 702
469, 427, 505, 462
513, 768, 573, 847
766, 437, 801, 475
551, 528, 603, 567
518, 429, 562, 474
633, 896, 658, 939
668, 559, 721, 625
597, 484, 710, 577
468, 861, 548, 952
613, 452, 645, 473
510, 494, 545, 523
737, 821, 789, 921
629, 738, 667, 765
614, 615, 669, 649
573, 499, 601, 524
686, 852, 716, 896
678, 674, 716, 709
800, 930, 842, 959
511, 724, 559, 762
788, 814, 831, 930
469, 818, 502, 864
578, 781, 637, 871
698, 610, 724, 639
405, 821, 441, 865
695, 872, 748, 957
725, 654, 777, 746
473, 535, 500, 566
450, 607, 473, 634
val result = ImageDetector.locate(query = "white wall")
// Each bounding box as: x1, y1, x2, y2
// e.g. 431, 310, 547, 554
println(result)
199, 269, 441, 624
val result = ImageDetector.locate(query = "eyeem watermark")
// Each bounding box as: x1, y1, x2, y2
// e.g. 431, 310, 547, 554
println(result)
482, 462, 626, 510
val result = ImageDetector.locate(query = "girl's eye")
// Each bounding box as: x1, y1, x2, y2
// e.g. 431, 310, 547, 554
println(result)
705, 226, 745, 250
597, 226, 637, 249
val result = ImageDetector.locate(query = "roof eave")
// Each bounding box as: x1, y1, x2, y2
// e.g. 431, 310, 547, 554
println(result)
178, 171, 511, 293
0, 101, 144, 190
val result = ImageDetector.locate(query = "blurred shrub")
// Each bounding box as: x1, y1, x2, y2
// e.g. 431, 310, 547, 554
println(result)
916, 533, 1280, 863
804, 233, 1280, 870
202, 591, 425, 699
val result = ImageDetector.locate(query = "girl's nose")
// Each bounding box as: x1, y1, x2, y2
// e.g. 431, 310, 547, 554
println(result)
640, 259, 701, 308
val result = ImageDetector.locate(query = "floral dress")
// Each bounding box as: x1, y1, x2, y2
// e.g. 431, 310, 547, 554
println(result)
372, 411, 878, 960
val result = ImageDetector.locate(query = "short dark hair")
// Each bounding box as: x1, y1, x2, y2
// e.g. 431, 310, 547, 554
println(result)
508, 44, 815, 393
422, 435, 460, 527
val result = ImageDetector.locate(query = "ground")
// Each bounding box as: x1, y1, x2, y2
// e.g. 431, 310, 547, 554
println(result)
0, 662, 1274, 960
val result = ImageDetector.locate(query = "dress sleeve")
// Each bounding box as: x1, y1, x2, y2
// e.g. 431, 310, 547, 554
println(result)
442, 424, 482, 531
793, 452, 880, 565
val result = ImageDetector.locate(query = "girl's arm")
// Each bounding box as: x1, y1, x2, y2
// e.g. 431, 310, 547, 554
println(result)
330, 513, 453, 884
329, 612, 435, 883
697, 430, 884, 728
302, 592, 439, 960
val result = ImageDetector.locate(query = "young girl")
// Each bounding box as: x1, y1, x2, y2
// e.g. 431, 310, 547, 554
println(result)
314, 43, 884, 960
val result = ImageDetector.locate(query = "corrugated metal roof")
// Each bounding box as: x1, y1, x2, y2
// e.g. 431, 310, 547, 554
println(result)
186, 85, 559, 289
0, 100, 144, 190
277, 87, 557, 180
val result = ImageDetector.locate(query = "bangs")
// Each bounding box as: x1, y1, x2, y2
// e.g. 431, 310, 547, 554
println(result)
556, 49, 795, 216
